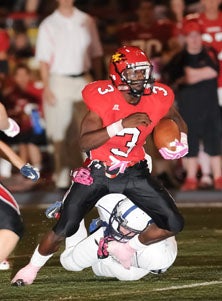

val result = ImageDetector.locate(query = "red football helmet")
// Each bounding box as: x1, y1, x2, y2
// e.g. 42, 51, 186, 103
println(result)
109, 45, 154, 97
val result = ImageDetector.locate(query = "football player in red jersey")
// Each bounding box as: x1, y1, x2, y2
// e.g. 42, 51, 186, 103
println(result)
117, 0, 181, 188
11, 46, 188, 286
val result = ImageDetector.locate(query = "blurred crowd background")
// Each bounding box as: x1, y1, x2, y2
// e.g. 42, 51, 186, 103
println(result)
0, 0, 221, 193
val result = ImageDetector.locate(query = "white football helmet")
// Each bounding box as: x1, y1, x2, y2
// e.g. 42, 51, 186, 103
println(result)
108, 197, 153, 241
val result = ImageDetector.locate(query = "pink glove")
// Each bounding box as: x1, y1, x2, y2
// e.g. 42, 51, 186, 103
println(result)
3, 118, 20, 137
71, 167, 93, 185
107, 240, 136, 269
97, 236, 114, 259
159, 132, 188, 160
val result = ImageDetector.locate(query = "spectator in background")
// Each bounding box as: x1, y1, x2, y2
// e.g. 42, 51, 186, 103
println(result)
35, 0, 104, 190
163, 19, 222, 191
163, 2, 188, 189
1, 63, 46, 191
7, 22, 36, 78
163, 0, 188, 63
8, 28, 34, 64
197, 0, 222, 111
183, 0, 222, 188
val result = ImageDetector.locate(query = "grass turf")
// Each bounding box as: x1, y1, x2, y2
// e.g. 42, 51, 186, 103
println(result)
1, 207, 222, 300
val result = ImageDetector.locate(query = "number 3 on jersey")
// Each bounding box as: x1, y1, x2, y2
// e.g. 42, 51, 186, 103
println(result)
111, 128, 140, 158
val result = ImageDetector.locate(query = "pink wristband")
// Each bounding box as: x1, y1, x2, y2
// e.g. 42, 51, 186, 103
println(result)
106, 119, 123, 138
3, 118, 20, 137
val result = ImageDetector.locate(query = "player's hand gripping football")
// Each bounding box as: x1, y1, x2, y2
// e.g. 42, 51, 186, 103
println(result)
159, 132, 188, 160
20, 163, 40, 181
122, 113, 152, 128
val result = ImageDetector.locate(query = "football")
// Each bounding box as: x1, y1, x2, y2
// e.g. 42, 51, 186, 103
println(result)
153, 118, 180, 151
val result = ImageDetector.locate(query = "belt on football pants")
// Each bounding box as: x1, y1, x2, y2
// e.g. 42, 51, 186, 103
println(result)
104, 161, 137, 179
87, 159, 146, 179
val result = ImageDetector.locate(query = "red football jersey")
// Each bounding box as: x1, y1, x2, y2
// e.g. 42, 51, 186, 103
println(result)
82, 80, 174, 163
199, 12, 222, 87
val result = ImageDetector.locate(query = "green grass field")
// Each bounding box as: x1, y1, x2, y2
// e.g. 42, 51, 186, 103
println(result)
1, 206, 222, 300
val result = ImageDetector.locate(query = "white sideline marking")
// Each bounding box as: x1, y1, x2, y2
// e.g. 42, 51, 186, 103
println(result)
154, 281, 222, 292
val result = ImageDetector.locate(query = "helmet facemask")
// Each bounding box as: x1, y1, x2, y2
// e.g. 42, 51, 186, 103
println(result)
121, 63, 154, 97
107, 198, 153, 242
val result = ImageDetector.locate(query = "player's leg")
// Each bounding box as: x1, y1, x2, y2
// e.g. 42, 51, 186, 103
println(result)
198, 143, 213, 188
204, 116, 222, 189
11, 186, 86, 285
92, 257, 148, 281
0, 230, 19, 262
65, 219, 87, 249
27, 143, 43, 171
11, 194, 84, 285
11, 231, 61, 286
0, 192, 23, 271
126, 167, 184, 236
136, 236, 177, 272
59, 219, 88, 271
60, 227, 103, 271
12, 176, 108, 285
180, 124, 199, 190
107, 165, 183, 267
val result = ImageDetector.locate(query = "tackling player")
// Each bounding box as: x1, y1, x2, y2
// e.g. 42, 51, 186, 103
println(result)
60, 193, 177, 281
12, 45, 187, 285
